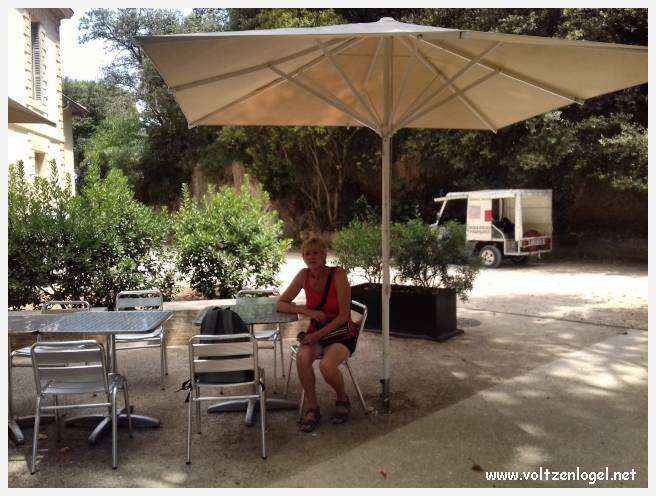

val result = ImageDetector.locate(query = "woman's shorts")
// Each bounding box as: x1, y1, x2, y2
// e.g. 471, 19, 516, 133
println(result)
319, 335, 358, 356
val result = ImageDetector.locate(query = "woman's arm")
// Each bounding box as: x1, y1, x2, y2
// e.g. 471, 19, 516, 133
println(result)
302, 268, 351, 343
276, 269, 323, 320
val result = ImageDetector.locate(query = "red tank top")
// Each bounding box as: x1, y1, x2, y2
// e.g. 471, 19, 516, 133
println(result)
304, 267, 340, 334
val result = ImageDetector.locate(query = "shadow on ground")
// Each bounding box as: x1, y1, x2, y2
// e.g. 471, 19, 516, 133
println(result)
8, 293, 646, 487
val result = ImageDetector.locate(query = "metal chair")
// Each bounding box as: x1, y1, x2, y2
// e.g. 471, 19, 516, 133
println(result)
29, 339, 132, 473
285, 300, 369, 418
114, 289, 167, 389
237, 288, 285, 379
186, 332, 267, 463
9, 300, 90, 443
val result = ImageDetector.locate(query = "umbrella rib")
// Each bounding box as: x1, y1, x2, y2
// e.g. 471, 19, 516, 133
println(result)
396, 69, 499, 130
398, 37, 496, 132
190, 38, 361, 127
361, 37, 384, 125
395, 42, 502, 131
316, 39, 381, 128
363, 37, 383, 90
415, 37, 585, 105
268, 64, 379, 133
390, 36, 419, 125
171, 38, 345, 92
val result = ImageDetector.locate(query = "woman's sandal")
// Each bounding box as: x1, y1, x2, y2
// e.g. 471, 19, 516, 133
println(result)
332, 398, 351, 424
299, 407, 321, 432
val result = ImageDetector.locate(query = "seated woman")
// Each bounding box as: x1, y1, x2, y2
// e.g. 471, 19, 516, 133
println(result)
276, 235, 357, 432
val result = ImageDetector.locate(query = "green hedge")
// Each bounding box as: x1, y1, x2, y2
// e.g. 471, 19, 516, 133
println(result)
173, 180, 291, 299
9, 164, 292, 308
9, 162, 176, 309
333, 217, 480, 299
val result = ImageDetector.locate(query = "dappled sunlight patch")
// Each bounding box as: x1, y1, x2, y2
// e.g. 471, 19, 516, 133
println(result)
480, 390, 519, 406
516, 422, 547, 438
511, 445, 550, 468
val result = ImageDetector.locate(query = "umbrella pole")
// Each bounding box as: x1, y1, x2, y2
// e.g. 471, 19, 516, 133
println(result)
380, 134, 392, 413
379, 36, 393, 414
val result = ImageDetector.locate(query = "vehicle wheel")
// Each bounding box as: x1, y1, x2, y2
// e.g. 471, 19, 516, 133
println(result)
479, 245, 502, 268
510, 256, 529, 265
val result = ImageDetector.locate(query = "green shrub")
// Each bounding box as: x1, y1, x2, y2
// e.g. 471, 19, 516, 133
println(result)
8, 161, 177, 309
8, 161, 71, 308
332, 216, 400, 284
56, 163, 177, 307
393, 219, 480, 299
173, 179, 291, 298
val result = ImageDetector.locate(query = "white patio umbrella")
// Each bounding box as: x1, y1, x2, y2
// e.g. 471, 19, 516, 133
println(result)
137, 17, 647, 410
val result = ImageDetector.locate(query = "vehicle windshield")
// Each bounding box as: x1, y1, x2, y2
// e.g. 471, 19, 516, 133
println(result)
439, 199, 467, 224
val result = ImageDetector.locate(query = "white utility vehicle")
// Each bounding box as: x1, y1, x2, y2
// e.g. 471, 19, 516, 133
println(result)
432, 189, 553, 268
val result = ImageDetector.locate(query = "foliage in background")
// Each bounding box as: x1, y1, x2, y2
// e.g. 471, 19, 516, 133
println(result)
172, 179, 291, 298
69, 7, 647, 238
8, 161, 176, 309
393, 220, 480, 299
62, 79, 138, 188
8, 161, 72, 308
332, 216, 384, 283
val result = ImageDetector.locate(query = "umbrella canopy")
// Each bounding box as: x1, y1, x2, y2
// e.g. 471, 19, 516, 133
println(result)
8, 97, 56, 126
137, 17, 647, 410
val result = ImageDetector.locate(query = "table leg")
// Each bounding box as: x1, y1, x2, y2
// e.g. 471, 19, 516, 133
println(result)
9, 419, 24, 445
207, 398, 297, 427
65, 405, 160, 445
9, 415, 55, 445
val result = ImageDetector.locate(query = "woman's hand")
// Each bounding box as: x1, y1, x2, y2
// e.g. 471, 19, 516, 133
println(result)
301, 331, 322, 346
307, 309, 327, 323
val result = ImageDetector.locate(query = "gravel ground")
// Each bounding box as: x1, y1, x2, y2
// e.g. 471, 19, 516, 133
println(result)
279, 252, 648, 330
8, 254, 647, 487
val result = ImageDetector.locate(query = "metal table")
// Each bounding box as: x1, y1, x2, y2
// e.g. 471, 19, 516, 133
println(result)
8, 310, 173, 444
194, 297, 298, 426
8, 308, 107, 445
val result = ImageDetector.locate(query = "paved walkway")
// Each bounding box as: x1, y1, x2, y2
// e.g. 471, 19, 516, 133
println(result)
275, 331, 647, 487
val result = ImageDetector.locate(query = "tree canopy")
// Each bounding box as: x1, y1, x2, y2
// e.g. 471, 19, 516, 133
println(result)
65, 8, 647, 238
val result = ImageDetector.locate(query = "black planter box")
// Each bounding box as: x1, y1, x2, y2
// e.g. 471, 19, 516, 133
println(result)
351, 283, 461, 341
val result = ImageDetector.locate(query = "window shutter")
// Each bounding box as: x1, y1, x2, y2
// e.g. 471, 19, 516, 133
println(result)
31, 23, 42, 101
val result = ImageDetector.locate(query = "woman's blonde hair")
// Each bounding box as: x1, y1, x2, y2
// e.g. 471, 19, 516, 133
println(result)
301, 233, 328, 254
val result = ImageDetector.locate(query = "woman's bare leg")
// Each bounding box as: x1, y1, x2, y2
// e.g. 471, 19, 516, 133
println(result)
319, 343, 350, 403
297, 343, 320, 410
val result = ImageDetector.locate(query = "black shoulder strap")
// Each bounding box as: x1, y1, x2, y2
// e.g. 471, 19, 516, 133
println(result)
315, 268, 335, 311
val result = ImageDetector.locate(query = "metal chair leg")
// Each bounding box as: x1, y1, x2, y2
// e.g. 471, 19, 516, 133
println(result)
344, 360, 367, 412
278, 331, 285, 378
162, 332, 168, 376
54, 394, 61, 441
272, 338, 278, 380
8, 353, 15, 422
186, 393, 193, 465
160, 337, 166, 390
111, 388, 118, 469
284, 350, 295, 397
123, 381, 133, 437
31, 396, 42, 474
259, 382, 267, 459
195, 386, 201, 434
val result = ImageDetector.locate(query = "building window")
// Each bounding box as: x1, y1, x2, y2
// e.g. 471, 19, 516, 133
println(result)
35, 152, 46, 177
31, 22, 43, 102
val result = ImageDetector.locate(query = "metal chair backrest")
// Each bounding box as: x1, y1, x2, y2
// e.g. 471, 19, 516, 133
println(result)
350, 300, 368, 332
116, 289, 163, 311
189, 332, 260, 387
31, 340, 109, 396
41, 300, 91, 314
236, 288, 280, 298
